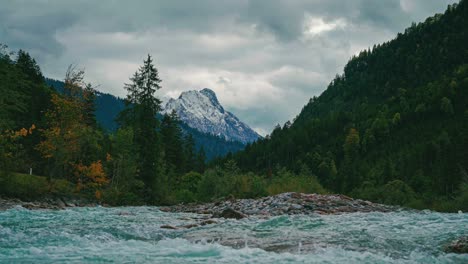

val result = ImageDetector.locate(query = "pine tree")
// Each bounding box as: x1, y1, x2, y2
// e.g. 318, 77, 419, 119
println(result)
120, 55, 163, 201
161, 111, 184, 174
183, 134, 196, 172
83, 84, 97, 128
195, 147, 206, 173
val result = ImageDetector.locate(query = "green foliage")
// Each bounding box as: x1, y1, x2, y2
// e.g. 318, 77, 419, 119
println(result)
267, 167, 326, 196
0, 48, 209, 205
351, 180, 416, 206
119, 55, 164, 202
102, 187, 144, 206
440, 97, 454, 115
215, 2, 468, 211
0, 173, 73, 200
163, 161, 325, 204
179, 172, 203, 193
454, 168, 468, 211
380, 180, 416, 205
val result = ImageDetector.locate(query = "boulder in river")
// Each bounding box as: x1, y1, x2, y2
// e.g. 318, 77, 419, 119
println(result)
445, 236, 468, 254
160, 225, 178, 230
214, 207, 246, 219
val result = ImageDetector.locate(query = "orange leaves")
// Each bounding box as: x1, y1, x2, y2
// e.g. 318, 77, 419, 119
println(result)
37, 88, 84, 162
16, 128, 28, 137
106, 153, 112, 162
0, 124, 36, 165
73, 160, 109, 190
1, 124, 36, 139
88, 161, 108, 185
36, 127, 60, 159
28, 124, 36, 134
72, 160, 108, 200
95, 190, 102, 200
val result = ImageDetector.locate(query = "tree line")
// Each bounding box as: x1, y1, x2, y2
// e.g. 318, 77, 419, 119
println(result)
212, 1, 468, 211
0, 50, 205, 204
1, 45, 321, 205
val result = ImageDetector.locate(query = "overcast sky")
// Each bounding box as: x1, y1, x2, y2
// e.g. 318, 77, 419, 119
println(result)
1, 0, 457, 135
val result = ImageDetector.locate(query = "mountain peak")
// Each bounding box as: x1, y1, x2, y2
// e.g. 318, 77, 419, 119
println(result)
164, 88, 260, 144
200, 88, 220, 105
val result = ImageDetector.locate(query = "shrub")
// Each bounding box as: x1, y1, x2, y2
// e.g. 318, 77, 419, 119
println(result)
0, 173, 49, 200
267, 168, 326, 195
380, 180, 416, 205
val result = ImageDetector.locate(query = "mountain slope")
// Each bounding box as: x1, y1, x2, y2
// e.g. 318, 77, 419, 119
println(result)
45, 79, 244, 160
225, 1, 468, 204
164, 88, 261, 144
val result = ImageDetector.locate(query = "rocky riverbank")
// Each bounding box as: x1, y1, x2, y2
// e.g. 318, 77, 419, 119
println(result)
0, 196, 98, 211
160, 192, 396, 218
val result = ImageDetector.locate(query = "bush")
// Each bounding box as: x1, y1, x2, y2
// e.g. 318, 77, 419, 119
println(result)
101, 187, 144, 206
454, 181, 468, 212
267, 168, 326, 195
174, 189, 197, 203
350, 181, 381, 201
230, 173, 267, 199
351, 180, 418, 207
196, 168, 221, 202
179, 172, 203, 193
0, 173, 59, 200
380, 180, 416, 205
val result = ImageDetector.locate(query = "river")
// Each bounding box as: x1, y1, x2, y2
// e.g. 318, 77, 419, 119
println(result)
0, 206, 467, 263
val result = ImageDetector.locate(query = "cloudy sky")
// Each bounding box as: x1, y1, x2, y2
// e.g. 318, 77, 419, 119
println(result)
1, 0, 457, 135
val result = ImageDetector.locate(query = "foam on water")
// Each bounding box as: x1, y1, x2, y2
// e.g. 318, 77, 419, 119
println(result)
0, 206, 467, 263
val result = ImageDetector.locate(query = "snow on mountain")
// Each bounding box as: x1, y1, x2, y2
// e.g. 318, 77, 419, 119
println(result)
164, 88, 261, 144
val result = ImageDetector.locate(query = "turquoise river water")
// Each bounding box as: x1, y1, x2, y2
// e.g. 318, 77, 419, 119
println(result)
0, 206, 467, 263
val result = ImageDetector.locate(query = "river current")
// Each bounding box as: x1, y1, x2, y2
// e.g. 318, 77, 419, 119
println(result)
0, 206, 467, 263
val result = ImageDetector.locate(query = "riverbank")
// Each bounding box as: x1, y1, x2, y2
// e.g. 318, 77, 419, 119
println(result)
1, 192, 394, 215
160, 192, 396, 217
0, 196, 98, 211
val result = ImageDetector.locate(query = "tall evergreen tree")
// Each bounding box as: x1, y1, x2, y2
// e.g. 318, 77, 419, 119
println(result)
83, 84, 97, 128
161, 111, 184, 173
120, 55, 163, 201
183, 134, 196, 172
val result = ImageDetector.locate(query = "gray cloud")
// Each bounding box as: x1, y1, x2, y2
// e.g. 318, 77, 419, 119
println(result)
0, 0, 457, 135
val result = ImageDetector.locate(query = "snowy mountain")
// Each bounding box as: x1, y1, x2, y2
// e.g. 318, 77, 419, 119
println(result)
45, 79, 245, 160
164, 88, 261, 144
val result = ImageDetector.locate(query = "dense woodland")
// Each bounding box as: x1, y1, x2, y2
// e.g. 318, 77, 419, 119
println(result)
214, 1, 468, 211
1, 1, 467, 211
0, 47, 317, 205
0, 50, 208, 204
45, 78, 245, 160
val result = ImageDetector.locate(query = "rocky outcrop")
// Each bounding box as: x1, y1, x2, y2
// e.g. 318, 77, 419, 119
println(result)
213, 207, 247, 219
159, 192, 395, 217
445, 236, 468, 254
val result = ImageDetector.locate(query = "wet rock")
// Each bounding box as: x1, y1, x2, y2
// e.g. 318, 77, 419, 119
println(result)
200, 219, 218, 226
214, 208, 246, 219
160, 225, 178, 230
159, 207, 171, 212
290, 204, 303, 210
55, 199, 66, 209
181, 224, 199, 229
445, 236, 468, 254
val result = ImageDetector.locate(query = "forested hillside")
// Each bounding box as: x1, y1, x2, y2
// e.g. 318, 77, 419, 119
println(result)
221, 1, 468, 210
0, 51, 208, 204
2, 2, 467, 211
1, 46, 321, 206
45, 78, 244, 160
